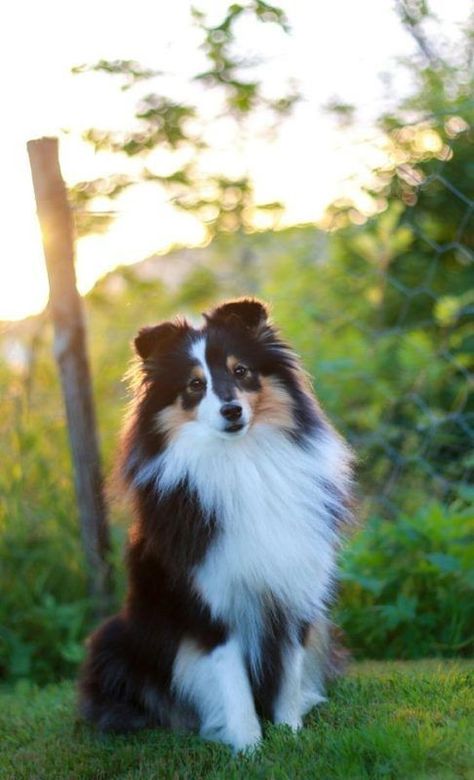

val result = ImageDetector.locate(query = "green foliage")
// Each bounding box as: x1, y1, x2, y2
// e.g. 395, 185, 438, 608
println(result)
72, 60, 162, 89
70, 2, 296, 239
1, 662, 473, 779
338, 504, 474, 659
0, 381, 89, 683
193, 1, 294, 114
175, 266, 220, 308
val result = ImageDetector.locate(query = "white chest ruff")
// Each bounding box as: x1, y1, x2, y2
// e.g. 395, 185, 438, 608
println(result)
195, 465, 335, 622
154, 423, 343, 632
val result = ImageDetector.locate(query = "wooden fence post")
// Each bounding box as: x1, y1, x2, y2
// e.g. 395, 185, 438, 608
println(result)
27, 137, 113, 617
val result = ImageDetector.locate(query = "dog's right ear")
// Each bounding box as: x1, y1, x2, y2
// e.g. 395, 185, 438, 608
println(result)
206, 298, 269, 331
134, 320, 189, 360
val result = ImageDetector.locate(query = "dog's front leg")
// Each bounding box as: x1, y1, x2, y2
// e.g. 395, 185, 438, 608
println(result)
173, 636, 261, 753
272, 642, 305, 731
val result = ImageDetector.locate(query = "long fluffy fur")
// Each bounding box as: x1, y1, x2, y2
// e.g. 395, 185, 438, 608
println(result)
78, 298, 353, 752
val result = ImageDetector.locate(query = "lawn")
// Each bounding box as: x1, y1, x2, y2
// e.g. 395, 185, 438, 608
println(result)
1, 661, 472, 780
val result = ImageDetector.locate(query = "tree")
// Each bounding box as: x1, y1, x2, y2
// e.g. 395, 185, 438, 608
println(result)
70, 2, 297, 239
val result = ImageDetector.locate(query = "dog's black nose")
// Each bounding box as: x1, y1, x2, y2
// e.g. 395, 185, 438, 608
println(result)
220, 402, 242, 421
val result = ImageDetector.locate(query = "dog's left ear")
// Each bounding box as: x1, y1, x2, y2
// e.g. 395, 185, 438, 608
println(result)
206, 298, 269, 330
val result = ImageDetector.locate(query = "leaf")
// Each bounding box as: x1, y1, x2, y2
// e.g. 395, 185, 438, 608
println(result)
339, 571, 385, 595
425, 553, 462, 573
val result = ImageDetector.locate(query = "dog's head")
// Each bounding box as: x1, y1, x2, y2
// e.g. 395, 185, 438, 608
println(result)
133, 298, 316, 443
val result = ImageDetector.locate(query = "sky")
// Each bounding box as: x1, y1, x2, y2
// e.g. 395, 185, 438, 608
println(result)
0, 0, 470, 321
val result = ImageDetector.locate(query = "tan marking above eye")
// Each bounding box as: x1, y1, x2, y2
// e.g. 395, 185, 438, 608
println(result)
226, 355, 240, 372
190, 365, 205, 381
187, 366, 206, 392
226, 355, 250, 378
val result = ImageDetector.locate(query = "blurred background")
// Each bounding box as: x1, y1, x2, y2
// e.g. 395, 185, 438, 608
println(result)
0, 0, 472, 685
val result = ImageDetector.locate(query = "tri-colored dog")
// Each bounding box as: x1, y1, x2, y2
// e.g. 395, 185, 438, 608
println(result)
79, 298, 353, 753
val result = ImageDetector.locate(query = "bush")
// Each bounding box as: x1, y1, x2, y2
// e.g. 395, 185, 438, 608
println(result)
337, 503, 474, 659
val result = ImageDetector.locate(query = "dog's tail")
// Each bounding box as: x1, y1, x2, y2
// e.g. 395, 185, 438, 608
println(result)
312, 617, 350, 678
301, 616, 350, 715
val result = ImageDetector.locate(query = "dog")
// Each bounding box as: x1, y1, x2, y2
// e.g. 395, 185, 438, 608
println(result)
79, 298, 353, 753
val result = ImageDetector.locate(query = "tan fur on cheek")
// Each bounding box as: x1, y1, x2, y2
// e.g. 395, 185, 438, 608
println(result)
155, 399, 197, 442
236, 387, 257, 415
253, 376, 295, 430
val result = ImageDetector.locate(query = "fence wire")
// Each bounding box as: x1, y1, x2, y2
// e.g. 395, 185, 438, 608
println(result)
342, 169, 473, 517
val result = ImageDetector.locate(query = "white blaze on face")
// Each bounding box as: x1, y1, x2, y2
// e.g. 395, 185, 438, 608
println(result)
190, 338, 251, 436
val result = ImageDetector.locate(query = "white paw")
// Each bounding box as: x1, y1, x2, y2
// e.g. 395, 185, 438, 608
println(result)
274, 715, 303, 733
300, 690, 327, 716
201, 718, 262, 754
233, 729, 262, 756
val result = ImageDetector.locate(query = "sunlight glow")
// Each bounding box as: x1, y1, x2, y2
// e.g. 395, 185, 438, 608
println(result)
415, 129, 443, 155
0, 0, 470, 321
0, 205, 49, 321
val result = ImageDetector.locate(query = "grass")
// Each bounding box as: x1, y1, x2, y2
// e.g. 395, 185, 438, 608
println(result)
0, 661, 473, 780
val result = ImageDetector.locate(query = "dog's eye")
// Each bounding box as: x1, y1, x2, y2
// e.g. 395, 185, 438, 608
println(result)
233, 364, 249, 379
189, 377, 205, 392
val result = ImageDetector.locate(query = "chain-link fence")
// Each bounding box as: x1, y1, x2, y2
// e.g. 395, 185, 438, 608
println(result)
348, 168, 473, 517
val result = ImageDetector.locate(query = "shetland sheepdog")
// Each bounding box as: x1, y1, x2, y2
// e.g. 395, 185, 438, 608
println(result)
79, 298, 353, 753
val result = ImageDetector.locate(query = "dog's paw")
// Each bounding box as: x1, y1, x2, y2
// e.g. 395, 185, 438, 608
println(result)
273, 715, 303, 733
201, 718, 262, 755
232, 720, 263, 755
233, 733, 262, 756
300, 690, 327, 716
